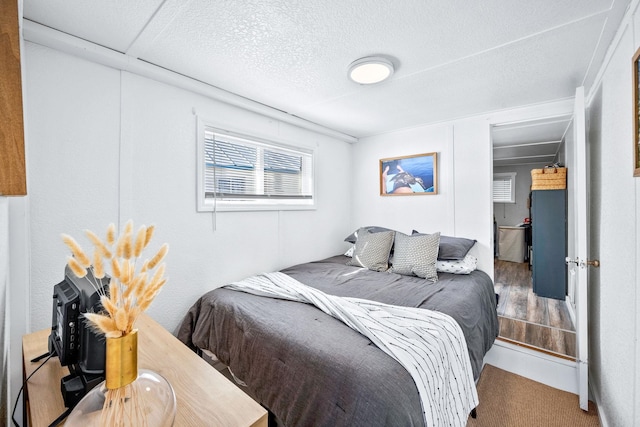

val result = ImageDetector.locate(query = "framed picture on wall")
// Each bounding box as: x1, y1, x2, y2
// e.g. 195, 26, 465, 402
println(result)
379, 152, 438, 196
633, 46, 640, 176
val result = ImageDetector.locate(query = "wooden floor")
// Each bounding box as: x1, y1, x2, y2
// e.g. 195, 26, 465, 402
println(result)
494, 259, 576, 358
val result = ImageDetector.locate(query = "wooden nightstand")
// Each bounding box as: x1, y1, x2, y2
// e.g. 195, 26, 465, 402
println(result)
22, 314, 268, 427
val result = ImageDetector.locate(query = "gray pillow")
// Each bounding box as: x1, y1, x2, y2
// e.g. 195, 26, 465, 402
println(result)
346, 229, 395, 272
344, 226, 395, 244
391, 232, 440, 281
412, 230, 476, 260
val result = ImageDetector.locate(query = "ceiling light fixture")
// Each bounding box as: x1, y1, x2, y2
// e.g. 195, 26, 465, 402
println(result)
348, 56, 394, 85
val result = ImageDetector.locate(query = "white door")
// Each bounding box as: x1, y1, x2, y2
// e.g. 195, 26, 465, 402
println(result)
568, 86, 589, 411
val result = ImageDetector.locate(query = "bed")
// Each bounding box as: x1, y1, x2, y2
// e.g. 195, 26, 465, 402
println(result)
177, 229, 499, 427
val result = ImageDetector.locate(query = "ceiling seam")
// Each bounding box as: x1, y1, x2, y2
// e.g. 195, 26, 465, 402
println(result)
124, 0, 171, 56
493, 145, 562, 150
586, 0, 638, 105
579, 15, 610, 88
400, 9, 614, 80
494, 141, 563, 149
496, 155, 558, 160
493, 118, 574, 130
495, 162, 555, 167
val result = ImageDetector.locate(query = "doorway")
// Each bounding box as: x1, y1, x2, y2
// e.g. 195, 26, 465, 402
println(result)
492, 116, 576, 358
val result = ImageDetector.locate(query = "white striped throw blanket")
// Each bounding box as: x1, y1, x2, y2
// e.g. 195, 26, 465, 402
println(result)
226, 272, 479, 427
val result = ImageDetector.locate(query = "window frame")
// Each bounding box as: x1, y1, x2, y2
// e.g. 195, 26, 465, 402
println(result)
493, 172, 517, 204
197, 118, 316, 212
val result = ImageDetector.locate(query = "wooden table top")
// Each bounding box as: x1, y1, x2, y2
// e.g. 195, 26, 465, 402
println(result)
22, 313, 268, 427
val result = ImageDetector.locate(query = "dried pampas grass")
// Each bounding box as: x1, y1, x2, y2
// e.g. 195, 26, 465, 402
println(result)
63, 221, 171, 427
61, 220, 168, 338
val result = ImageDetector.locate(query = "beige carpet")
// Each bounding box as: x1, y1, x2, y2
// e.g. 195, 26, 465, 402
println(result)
467, 364, 600, 426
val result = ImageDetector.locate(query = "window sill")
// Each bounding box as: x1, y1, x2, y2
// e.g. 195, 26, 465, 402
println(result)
197, 201, 316, 212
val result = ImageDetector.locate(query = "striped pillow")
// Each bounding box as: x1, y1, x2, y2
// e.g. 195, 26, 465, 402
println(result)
390, 232, 440, 281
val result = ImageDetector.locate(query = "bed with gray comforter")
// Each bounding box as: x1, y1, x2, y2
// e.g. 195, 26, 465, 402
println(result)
177, 255, 499, 427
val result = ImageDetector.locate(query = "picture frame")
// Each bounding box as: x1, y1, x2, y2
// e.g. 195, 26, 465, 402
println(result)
380, 152, 438, 196
633, 46, 640, 176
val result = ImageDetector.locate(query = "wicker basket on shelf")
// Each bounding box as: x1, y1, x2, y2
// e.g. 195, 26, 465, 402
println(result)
531, 167, 566, 190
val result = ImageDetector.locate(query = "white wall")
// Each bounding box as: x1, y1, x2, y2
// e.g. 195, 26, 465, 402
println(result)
3, 196, 30, 427
450, 119, 493, 265
351, 125, 455, 232
585, 2, 640, 424
25, 43, 121, 331
23, 42, 352, 336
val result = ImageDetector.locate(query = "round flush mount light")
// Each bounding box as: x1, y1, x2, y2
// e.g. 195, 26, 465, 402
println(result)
348, 56, 394, 85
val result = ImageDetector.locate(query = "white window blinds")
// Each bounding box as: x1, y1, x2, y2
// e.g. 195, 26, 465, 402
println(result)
493, 173, 516, 203
198, 124, 315, 211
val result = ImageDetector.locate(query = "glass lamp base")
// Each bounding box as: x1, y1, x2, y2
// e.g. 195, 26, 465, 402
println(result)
66, 369, 177, 427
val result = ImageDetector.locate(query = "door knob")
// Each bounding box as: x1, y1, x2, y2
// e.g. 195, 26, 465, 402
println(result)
565, 257, 600, 268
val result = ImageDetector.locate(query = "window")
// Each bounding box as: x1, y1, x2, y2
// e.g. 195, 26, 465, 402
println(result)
197, 120, 315, 211
493, 172, 516, 203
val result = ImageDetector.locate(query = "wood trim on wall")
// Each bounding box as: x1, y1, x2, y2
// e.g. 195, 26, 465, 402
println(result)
0, 0, 27, 195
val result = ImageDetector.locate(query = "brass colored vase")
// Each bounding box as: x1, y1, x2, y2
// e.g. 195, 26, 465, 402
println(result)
66, 330, 177, 427
106, 329, 138, 389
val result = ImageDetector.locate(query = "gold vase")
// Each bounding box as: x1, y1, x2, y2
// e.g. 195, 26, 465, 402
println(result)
106, 330, 138, 389
66, 330, 177, 427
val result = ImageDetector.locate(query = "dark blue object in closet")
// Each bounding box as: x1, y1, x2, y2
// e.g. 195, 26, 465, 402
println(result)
531, 190, 567, 300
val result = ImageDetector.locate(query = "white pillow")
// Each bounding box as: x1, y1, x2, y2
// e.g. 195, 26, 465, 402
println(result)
436, 254, 477, 274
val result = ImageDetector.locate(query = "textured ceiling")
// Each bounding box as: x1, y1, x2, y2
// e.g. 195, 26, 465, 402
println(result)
24, 0, 630, 146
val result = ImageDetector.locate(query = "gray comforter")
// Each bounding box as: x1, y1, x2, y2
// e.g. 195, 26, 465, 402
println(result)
177, 256, 499, 427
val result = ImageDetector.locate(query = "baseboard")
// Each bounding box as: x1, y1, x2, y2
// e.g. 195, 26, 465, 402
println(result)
588, 378, 609, 427
484, 339, 578, 394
